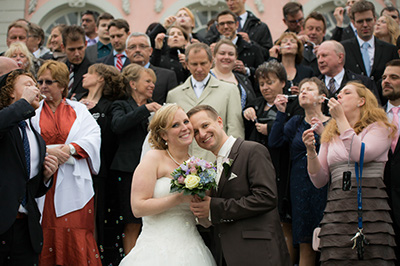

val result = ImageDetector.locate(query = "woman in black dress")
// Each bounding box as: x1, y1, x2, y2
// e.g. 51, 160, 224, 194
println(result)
110, 64, 162, 256
80, 63, 126, 265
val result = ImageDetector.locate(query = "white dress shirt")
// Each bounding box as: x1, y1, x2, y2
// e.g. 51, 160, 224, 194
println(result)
216, 136, 237, 186
325, 68, 345, 94
18, 119, 40, 214
191, 73, 211, 98
386, 102, 400, 136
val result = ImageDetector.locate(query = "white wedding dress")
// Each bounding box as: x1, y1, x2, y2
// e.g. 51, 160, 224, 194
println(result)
119, 177, 216, 266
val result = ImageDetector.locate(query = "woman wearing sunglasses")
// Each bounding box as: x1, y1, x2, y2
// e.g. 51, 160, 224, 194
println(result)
32, 60, 102, 265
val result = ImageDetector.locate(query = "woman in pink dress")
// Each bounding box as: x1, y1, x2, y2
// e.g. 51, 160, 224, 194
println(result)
303, 82, 397, 265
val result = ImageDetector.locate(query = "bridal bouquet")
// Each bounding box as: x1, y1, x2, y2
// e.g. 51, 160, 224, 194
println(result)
170, 156, 217, 198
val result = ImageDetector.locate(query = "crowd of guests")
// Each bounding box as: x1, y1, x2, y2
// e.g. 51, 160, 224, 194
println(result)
0, 0, 400, 265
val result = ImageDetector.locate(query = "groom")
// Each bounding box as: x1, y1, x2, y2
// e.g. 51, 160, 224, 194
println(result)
188, 105, 290, 266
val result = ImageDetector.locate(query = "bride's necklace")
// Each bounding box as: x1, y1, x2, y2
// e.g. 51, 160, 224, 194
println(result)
166, 149, 189, 166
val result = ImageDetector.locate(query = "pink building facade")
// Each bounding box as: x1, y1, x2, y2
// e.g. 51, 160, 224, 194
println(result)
0, 0, 398, 52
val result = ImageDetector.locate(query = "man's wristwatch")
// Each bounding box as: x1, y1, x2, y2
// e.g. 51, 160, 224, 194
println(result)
68, 144, 76, 155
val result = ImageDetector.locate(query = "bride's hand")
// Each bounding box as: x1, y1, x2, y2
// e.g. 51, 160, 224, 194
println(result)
178, 193, 193, 203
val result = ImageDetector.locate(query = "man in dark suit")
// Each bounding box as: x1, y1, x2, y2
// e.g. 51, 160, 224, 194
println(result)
85, 12, 114, 63
317, 40, 379, 101
205, 0, 272, 60
212, 10, 264, 80
301, 11, 326, 76
0, 70, 58, 265
282, 2, 304, 34
382, 59, 400, 263
63, 25, 92, 98
126, 32, 177, 104
188, 105, 290, 266
330, 0, 358, 42
341, 0, 399, 104
98, 19, 130, 71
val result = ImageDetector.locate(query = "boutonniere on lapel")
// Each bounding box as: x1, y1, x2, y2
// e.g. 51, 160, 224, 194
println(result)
222, 158, 233, 173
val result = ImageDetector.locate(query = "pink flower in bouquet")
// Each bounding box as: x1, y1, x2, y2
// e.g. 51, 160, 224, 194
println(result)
178, 176, 185, 184
190, 167, 197, 174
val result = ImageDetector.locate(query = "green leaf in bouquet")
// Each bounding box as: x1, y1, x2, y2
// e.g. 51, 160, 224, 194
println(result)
170, 186, 180, 193
197, 190, 206, 199
183, 189, 192, 196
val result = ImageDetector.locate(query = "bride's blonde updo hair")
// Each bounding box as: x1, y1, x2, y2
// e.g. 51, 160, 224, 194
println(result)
148, 103, 181, 150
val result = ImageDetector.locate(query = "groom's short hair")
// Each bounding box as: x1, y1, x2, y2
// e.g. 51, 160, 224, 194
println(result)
187, 104, 219, 120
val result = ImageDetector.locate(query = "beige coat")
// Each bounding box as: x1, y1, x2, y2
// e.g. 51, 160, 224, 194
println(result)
166, 75, 244, 162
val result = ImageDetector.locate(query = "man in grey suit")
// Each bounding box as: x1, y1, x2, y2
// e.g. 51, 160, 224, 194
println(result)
166, 43, 244, 161
188, 105, 290, 266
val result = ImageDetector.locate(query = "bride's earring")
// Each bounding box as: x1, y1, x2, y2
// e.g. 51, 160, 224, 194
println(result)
165, 141, 168, 146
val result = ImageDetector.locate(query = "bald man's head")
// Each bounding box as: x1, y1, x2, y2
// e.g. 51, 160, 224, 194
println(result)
0, 57, 19, 76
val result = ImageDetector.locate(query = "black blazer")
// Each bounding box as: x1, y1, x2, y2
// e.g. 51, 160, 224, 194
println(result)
205, 11, 273, 60
150, 47, 190, 84
302, 43, 320, 76
330, 24, 355, 42
0, 99, 52, 254
286, 63, 314, 89
341, 37, 399, 103
97, 50, 131, 70
110, 97, 151, 173
149, 64, 178, 104
66, 57, 92, 98
383, 104, 400, 244
383, 104, 400, 262
234, 72, 256, 106
235, 35, 265, 79
319, 68, 380, 101
85, 44, 98, 63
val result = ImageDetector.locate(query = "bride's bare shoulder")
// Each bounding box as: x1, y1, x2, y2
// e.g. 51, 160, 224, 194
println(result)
142, 149, 166, 161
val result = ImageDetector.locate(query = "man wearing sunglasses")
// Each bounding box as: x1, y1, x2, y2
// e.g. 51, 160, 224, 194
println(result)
341, 0, 399, 105
205, 0, 272, 61
214, 10, 264, 80
282, 2, 304, 34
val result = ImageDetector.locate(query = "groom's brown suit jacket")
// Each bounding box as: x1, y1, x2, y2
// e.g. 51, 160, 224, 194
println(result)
210, 138, 290, 266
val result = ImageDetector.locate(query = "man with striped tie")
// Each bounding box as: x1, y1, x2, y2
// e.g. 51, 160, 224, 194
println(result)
98, 19, 131, 71
63, 25, 92, 99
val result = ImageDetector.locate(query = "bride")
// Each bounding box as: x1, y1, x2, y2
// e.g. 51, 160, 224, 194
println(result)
119, 104, 216, 266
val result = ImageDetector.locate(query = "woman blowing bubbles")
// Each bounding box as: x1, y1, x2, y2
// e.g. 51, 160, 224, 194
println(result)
302, 82, 397, 265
